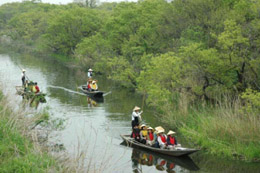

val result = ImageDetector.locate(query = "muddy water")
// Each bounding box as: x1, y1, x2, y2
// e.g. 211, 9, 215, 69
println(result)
0, 52, 259, 173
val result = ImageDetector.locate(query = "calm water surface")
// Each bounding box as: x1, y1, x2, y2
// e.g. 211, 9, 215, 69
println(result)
0, 52, 259, 173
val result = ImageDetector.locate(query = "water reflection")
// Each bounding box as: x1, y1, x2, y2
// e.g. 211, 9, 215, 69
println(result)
130, 147, 199, 172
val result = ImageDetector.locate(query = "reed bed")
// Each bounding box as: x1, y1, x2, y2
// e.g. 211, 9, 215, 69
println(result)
160, 94, 260, 162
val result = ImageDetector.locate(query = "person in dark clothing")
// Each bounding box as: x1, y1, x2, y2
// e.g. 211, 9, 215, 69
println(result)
131, 125, 141, 142
21, 69, 26, 86
166, 130, 178, 149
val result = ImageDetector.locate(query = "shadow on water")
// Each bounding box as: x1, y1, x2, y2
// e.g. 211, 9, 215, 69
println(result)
120, 141, 200, 172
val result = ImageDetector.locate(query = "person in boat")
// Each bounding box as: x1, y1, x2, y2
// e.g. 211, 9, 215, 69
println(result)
157, 129, 167, 149
32, 82, 40, 94
21, 69, 26, 86
146, 127, 155, 146
154, 126, 164, 148
88, 68, 93, 78
91, 80, 98, 91
87, 79, 93, 91
166, 130, 178, 149
131, 124, 141, 142
24, 80, 29, 92
140, 124, 147, 144
131, 106, 143, 129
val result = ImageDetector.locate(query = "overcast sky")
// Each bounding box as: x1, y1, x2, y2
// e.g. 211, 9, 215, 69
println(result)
0, 0, 134, 6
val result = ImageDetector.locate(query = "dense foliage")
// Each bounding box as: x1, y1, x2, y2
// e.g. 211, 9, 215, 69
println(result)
1, 0, 260, 161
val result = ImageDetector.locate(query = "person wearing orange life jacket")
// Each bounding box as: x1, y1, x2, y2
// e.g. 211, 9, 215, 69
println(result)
166, 130, 178, 150
157, 129, 167, 149
146, 127, 155, 146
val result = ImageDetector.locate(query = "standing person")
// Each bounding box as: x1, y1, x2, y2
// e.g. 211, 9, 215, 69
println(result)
131, 106, 143, 129
21, 69, 26, 86
88, 69, 93, 78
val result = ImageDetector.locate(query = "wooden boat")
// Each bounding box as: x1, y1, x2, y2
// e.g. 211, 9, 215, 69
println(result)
120, 134, 200, 157
15, 86, 46, 103
81, 85, 104, 98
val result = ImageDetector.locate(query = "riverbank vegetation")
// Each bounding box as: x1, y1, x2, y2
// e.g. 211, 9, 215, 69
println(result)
1, 0, 260, 161
0, 92, 58, 172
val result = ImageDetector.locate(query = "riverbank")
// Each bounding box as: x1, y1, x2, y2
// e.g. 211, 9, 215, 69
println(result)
160, 99, 260, 162
0, 91, 58, 172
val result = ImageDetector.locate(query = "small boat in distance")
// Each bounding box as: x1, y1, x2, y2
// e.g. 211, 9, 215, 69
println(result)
120, 134, 200, 157
80, 85, 104, 98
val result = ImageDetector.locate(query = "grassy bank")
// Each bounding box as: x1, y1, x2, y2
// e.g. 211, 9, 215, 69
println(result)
160, 97, 260, 162
0, 92, 59, 172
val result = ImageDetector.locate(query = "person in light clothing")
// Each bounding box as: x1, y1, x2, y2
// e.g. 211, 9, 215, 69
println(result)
140, 124, 147, 144
131, 106, 143, 129
157, 129, 167, 149
146, 127, 155, 146
88, 68, 93, 78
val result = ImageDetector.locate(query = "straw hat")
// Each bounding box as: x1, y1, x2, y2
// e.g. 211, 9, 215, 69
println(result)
147, 127, 153, 130
140, 124, 146, 128
92, 80, 97, 84
155, 126, 165, 133
88, 69, 93, 72
157, 129, 165, 134
133, 106, 141, 111
22, 69, 26, 72
167, 130, 176, 136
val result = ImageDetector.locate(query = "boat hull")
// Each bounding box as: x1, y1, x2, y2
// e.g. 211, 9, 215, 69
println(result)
120, 134, 199, 157
81, 85, 104, 98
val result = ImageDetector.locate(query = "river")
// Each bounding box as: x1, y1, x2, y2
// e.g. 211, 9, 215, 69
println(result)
0, 52, 259, 173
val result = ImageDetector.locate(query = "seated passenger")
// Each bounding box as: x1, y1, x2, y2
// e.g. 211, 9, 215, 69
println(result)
91, 80, 98, 91
131, 124, 141, 142
32, 82, 40, 94
146, 127, 155, 146
157, 129, 167, 149
166, 130, 177, 149
139, 124, 147, 144
87, 79, 93, 91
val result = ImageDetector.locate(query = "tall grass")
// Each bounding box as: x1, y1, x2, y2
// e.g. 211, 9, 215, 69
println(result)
160, 94, 260, 162
0, 95, 58, 172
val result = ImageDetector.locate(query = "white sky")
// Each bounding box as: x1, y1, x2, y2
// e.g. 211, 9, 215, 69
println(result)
0, 0, 134, 6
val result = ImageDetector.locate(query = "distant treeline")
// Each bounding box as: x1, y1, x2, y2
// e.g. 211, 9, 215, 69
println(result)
1, 0, 260, 161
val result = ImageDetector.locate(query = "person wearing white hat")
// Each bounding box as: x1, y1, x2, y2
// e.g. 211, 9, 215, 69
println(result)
140, 124, 147, 144
167, 130, 180, 149
146, 127, 155, 146
157, 129, 167, 149
131, 106, 143, 129
21, 69, 26, 86
88, 68, 93, 78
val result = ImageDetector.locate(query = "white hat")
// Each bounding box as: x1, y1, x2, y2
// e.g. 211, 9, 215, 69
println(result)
147, 127, 153, 130
155, 126, 164, 132
22, 69, 26, 72
167, 130, 176, 135
88, 69, 93, 72
133, 106, 141, 111
140, 124, 146, 128
157, 129, 165, 134
92, 80, 96, 84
